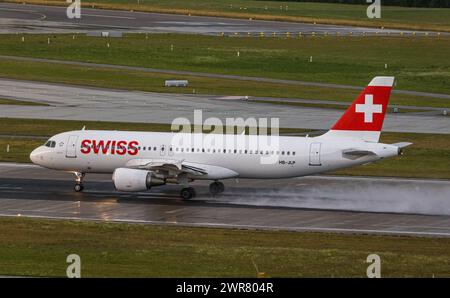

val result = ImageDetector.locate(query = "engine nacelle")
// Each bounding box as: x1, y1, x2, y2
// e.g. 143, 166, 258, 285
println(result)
112, 168, 165, 192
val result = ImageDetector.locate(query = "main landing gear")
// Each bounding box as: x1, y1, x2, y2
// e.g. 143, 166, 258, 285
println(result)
73, 172, 85, 192
180, 181, 225, 200
209, 181, 225, 196
180, 187, 196, 200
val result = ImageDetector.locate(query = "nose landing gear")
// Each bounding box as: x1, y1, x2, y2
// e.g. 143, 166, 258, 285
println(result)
73, 172, 85, 192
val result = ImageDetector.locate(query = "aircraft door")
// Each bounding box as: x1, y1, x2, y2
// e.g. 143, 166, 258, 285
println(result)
309, 142, 321, 166
66, 135, 78, 158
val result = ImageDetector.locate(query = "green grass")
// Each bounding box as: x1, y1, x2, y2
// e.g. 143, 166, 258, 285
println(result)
0, 98, 48, 106
0, 118, 173, 137
0, 138, 42, 163
8, 0, 450, 32
0, 118, 307, 137
0, 217, 448, 277
1, 118, 449, 179
1, 34, 450, 96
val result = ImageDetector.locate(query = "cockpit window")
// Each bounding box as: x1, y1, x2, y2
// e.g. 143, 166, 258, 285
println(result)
45, 140, 56, 148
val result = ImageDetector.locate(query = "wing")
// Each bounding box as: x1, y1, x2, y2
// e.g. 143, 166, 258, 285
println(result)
124, 158, 238, 180
125, 158, 206, 176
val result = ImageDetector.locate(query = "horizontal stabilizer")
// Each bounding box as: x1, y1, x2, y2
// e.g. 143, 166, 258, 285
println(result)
342, 149, 377, 159
391, 142, 413, 149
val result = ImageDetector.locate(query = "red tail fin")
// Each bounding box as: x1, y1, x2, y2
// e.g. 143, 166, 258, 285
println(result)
324, 76, 395, 142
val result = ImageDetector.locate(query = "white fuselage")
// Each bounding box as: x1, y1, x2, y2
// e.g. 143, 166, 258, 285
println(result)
30, 130, 399, 180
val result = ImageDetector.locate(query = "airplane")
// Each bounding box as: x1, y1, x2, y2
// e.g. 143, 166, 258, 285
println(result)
30, 76, 412, 200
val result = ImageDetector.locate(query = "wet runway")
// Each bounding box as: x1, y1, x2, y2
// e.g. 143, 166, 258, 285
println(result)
0, 2, 422, 35
1, 163, 449, 237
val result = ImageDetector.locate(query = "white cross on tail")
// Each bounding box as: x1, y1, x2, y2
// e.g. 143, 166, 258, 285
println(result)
355, 94, 383, 123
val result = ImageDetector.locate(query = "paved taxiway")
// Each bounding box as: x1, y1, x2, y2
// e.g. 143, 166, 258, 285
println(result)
0, 78, 448, 134
0, 163, 449, 237
0, 2, 424, 35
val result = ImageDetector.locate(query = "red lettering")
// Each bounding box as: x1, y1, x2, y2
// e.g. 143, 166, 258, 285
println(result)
128, 141, 139, 156
92, 140, 100, 154
81, 139, 91, 154
79, 139, 139, 155
111, 140, 116, 155
101, 140, 111, 154
116, 140, 127, 155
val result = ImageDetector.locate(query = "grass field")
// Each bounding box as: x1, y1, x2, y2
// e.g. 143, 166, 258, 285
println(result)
7, 0, 450, 32
1, 34, 449, 95
0, 217, 448, 277
0, 118, 449, 179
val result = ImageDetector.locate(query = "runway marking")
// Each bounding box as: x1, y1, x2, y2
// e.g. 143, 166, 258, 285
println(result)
0, 213, 449, 238
165, 208, 185, 214
83, 14, 135, 20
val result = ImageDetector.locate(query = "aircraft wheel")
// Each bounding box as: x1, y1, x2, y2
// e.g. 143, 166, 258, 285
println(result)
74, 183, 84, 192
209, 181, 224, 195
180, 187, 195, 200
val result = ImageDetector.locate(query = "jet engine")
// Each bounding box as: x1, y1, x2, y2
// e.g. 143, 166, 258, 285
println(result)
112, 168, 165, 192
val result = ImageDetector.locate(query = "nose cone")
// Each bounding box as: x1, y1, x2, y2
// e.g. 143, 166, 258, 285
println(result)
30, 147, 42, 164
